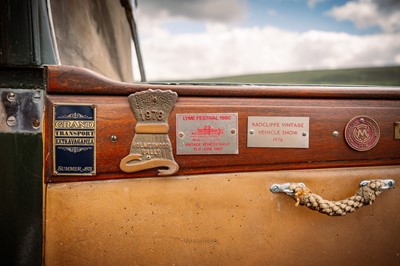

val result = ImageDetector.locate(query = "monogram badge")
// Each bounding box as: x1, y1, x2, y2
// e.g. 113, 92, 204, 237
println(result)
345, 116, 380, 151
120, 89, 179, 175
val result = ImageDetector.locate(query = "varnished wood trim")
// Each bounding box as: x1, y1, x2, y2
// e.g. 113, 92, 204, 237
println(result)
46, 65, 400, 99
45, 95, 400, 183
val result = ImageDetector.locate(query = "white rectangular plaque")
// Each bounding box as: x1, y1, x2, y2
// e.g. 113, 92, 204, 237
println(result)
176, 113, 238, 155
247, 116, 309, 148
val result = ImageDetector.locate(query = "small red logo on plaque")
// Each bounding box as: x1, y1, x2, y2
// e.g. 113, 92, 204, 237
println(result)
345, 116, 380, 151
192, 126, 224, 136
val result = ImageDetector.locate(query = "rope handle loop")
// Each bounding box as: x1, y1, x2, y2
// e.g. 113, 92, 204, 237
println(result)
270, 179, 395, 216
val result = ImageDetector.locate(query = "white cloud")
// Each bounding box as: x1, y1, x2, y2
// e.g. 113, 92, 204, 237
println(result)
134, 0, 400, 81
395, 54, 400, 65
328, 0, 400, 33
140, 24, 400, 80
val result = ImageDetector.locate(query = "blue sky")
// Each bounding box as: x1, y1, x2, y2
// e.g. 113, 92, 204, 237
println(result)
164, 0, 378, 35
162, 0, 378, 34
244, 0, 376, 34
136, 0, 400, 80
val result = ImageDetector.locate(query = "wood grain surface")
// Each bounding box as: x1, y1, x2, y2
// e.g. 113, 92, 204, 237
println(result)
47, 65, 400, 99
45, 94, 400, 182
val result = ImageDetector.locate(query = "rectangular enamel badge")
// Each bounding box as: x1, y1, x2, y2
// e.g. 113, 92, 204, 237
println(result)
53, 104, 96, 175
248, 116, 309, 148
176, 113, 239, 155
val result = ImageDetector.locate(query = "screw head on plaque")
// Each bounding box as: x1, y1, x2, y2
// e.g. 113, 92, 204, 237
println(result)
120, 89, 179, 175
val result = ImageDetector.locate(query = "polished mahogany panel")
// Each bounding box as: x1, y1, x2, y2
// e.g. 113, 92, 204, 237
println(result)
47, 65, 400, 99
45, 94, 400, 183
44, 66, 400, 182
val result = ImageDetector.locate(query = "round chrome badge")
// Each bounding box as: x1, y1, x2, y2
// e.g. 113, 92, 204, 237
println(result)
344, 116, 380, 151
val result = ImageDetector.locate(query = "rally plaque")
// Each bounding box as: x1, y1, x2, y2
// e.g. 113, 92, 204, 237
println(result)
119, 89, 179, 176
53, 104, 96, 175
176, 113, 238, 155
248, 116, 309, 148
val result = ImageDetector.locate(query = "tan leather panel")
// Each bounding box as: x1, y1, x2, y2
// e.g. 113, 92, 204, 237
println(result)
45, 166, 400, 265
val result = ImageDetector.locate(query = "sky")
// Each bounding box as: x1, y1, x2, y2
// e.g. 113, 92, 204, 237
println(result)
134, 0, 400, 81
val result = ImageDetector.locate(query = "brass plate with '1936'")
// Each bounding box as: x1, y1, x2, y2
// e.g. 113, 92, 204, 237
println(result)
248, 116, 309, 148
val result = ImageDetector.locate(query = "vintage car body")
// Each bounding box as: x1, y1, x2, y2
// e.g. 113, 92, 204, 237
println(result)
1, 1, 399, 265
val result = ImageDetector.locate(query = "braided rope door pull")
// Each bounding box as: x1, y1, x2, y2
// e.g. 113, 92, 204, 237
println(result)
270, 179, 395, 216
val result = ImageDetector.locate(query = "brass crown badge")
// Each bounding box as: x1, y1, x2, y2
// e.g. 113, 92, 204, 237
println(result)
120, 89, 179, 175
